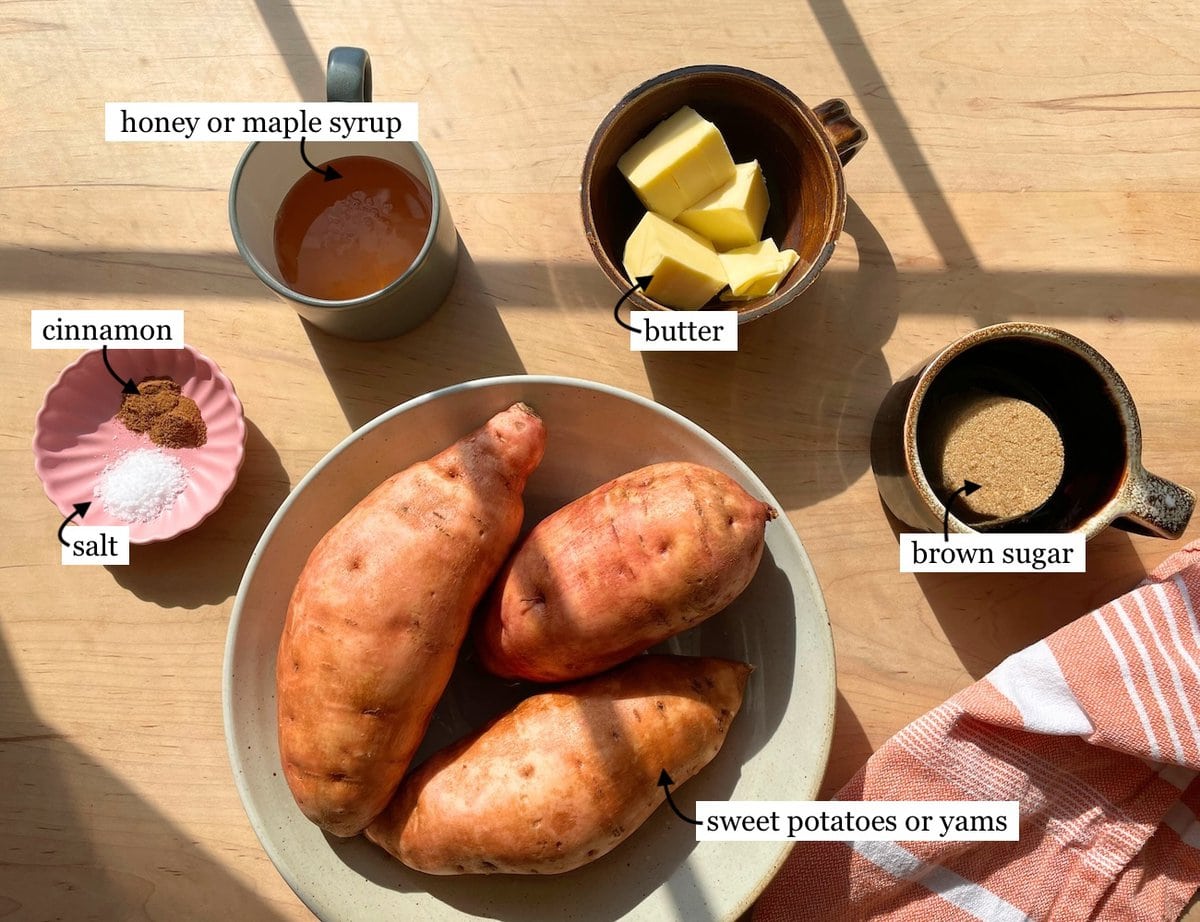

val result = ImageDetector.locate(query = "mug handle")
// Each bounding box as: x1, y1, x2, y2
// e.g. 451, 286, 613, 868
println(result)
813, 98, 867, 166
327, 47, 372, 102
1114, 468, 1195, 539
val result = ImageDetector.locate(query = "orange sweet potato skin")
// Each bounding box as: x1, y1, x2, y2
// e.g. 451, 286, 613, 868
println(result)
476, 461, 774, 682
276, 403, 545, 837
365, 655, 751, 875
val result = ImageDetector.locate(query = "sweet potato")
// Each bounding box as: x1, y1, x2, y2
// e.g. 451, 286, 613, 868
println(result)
476, 461, 775, 682
276, 403, 546, 837
366, 654, 751, 874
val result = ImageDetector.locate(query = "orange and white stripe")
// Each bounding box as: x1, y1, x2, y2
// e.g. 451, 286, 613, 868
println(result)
754, 543, 1200, 922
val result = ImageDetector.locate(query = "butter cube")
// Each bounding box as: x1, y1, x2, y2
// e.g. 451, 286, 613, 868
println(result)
719, 240, 799, 300
677, 161, 770, 251
617, 107, 736, 220
623, 211, 727, 310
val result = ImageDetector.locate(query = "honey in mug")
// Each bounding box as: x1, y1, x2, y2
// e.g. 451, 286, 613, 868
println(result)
273, 155, 433, 301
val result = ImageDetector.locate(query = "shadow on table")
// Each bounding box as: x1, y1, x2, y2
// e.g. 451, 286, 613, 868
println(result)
641, 195, 899, 512
639, 261, 1199, 515
878, 500, 1152, 680
807, 0, 980, 270
303, 244, 528, 431
250, 0, 325, 100
8, 241, 1199, 526
820, 689, 875, 798
0, 628, 289, 920
914, 528, 1150, 680
108, 418, 291, 609
0, 247, 267, 298
445, 254, 610, 316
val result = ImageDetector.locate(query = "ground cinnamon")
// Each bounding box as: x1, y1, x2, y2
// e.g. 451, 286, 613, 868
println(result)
117, 377, 180, 433
116, 375, 207, 448
150, 401, 207, 449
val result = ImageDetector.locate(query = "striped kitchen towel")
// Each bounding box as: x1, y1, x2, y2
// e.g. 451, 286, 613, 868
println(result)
755, 543, 1200, 922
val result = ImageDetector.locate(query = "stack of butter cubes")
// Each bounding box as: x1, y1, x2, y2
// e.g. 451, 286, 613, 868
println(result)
619, 106, 799, 310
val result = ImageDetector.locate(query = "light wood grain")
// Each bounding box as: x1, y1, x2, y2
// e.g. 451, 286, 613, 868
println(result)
2, 0, 1199, 919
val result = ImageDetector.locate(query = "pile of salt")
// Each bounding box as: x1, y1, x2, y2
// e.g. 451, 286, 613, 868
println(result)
95, 448, 189, 523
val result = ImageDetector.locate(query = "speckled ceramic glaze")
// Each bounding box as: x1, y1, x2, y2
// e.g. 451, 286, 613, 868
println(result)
871, 322, 1195, 539
223, 375, 836, 922
33, 346, 246, 544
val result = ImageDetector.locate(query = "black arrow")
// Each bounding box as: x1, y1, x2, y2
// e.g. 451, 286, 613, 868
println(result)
101, 345, 139, 395
657, 769, 700, 825
943, 480, 982, 541
614, 275, 654, 334
57, 502, 91, 547
300, 137, 342, 181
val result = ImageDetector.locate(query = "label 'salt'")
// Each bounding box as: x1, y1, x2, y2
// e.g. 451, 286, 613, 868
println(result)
61, 526, 130, 566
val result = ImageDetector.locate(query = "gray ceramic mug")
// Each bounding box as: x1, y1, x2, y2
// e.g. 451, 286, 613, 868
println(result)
871, 322, 1194, 540
229, 47, 458, 341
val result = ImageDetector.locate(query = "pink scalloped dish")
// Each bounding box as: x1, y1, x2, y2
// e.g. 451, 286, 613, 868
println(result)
33, 346, 246, 544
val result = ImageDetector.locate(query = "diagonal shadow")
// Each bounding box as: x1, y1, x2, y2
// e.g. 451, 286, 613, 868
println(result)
808, 0, 979, 269
643, 194, 899, 513
12, 4, 1196, 920
1, 246, 266, 297
13, 242, 1200, 514
107, 419, 292, 609
0, 623, 292, 920
250, 0, 325, 100
302, 244, 528, 430
7, 247, 1196, 314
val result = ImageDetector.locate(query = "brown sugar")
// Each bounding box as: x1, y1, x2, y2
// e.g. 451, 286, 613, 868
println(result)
116, 375, 206, 449
923, 391, 1065, 525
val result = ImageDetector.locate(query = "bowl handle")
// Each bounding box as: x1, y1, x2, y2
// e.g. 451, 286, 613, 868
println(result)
327, 47, 372, 102
1114, 468, 1195, 539
813, 98, 867, 166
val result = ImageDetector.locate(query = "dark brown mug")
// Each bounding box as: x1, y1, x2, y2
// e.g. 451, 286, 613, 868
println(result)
581, 64, 867, 324
871, 322, 1194, 540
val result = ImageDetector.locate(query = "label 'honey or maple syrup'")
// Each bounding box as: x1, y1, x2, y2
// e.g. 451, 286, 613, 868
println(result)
273, 155, 433, 301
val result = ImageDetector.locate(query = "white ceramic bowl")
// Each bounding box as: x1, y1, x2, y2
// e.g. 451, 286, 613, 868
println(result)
224, 375, 834, 921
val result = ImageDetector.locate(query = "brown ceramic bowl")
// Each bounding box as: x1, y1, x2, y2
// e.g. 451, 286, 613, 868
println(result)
870, 322, 1195, 540
582, 65, 866, 324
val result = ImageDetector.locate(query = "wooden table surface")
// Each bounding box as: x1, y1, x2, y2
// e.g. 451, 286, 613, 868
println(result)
3, 0, 1198, 918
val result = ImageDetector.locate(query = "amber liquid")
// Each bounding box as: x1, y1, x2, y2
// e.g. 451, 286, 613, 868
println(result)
273, 155, 433, 301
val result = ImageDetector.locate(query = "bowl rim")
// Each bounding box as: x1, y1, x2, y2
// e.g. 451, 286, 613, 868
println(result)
228, 139, 445, 311
223, 373, 835, 921
580, 64, 848, 325
31, 343, 248, 545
